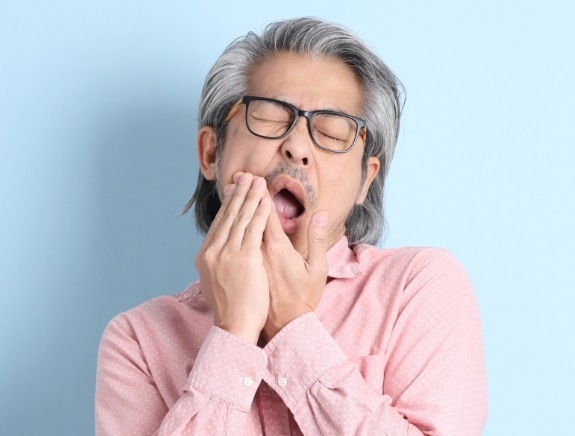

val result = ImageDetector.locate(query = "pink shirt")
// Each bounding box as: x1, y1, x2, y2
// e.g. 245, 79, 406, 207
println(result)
96, 237, 487, 435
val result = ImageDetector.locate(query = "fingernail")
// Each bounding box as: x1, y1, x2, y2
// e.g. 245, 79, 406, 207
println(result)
224, 184, 235, 196
252, 177, 262, 189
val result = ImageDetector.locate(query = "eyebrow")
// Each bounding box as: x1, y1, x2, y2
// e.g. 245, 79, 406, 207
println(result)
270, 95, 353, 115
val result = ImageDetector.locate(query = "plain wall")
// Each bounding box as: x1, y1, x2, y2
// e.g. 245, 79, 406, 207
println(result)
1, 1, 573, 434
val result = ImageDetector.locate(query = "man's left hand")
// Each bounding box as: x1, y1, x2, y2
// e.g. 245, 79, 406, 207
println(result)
261, 207, 329, 342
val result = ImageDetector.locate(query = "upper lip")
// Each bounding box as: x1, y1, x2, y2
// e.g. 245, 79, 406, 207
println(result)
267, 175, 307, 213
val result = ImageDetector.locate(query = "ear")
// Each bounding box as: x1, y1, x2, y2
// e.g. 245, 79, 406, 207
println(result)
356, 156, 380, 204
197, 126, 217, 181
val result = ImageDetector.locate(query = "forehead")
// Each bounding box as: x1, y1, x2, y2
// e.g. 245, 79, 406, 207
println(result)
247, 52, 363, 115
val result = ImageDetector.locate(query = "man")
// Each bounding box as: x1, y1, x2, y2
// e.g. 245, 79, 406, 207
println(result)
96, 17, 487, 435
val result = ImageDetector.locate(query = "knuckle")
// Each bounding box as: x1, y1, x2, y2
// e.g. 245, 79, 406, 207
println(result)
311, 237, 324, 247
244, 222, 260, 235
201, 246, 218, 263
221, 210, 238, 222
264, 240, 282, 255
212, 214, 224, 224
233, 213, 251, 224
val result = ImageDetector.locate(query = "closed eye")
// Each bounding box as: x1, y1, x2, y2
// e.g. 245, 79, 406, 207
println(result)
313, 128, 346, 142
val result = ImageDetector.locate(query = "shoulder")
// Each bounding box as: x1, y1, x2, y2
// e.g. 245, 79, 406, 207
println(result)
354, 244, 464, 279
354, 244, 474, 306
102, 281, 207, 339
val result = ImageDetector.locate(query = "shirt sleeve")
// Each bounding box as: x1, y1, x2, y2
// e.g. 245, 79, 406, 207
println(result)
96, 321, 267, 436
262, 250, 488, 436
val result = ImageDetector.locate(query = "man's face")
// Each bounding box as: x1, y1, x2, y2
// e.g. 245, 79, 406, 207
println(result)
199, 52, 379, 255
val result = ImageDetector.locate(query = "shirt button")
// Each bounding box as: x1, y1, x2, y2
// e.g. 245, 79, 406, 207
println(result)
242, 377, 253, 387
277, 376, 288, 387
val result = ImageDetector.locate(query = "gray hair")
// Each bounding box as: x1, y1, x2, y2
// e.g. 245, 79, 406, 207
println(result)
183, 17, 404, 246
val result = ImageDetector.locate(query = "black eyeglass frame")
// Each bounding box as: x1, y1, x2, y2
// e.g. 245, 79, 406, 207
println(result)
241, 95, 366, 154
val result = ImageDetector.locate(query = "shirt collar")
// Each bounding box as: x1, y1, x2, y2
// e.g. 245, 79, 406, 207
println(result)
326, 236, 362, 279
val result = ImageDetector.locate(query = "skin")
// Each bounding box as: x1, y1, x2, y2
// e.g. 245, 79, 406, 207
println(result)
195, 52, 380, 344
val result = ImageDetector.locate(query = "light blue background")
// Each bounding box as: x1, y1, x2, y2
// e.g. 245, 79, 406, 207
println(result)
1, 1, 573, 434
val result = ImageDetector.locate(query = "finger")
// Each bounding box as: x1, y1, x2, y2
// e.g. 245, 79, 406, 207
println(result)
263, 198, 291, 245
209, 172, 254, 247
306, 210, 329, 272
241, 195, 272, 250
261, 198, 296, 270
202, 181, 236, 247
227, 176, 269, 246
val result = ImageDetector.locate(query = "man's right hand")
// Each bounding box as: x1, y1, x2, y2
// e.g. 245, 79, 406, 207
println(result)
195, 172, 272, 344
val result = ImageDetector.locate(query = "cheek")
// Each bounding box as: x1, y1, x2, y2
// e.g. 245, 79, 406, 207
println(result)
327, 156, 364, 194
320, 161, 364, 213
216, 141, 273, 184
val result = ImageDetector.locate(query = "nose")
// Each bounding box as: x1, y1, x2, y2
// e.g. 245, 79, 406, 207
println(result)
280, 117, 313, 166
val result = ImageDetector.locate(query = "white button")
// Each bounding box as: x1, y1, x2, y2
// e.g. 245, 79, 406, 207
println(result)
242, 377, 253, 387
277, 376, 288, 387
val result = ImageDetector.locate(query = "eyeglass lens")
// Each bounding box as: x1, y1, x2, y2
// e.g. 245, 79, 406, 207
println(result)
246, 99, 358, 152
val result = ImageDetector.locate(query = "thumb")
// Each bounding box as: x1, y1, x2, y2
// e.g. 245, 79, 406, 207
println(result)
307, 209, 329, 269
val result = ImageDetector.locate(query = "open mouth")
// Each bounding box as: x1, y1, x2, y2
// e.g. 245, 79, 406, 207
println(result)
267, 173, 310, 234
272, 188, 305, 221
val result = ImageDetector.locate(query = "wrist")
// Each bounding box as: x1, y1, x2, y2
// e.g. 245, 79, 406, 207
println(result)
263, 307, 312, 342
217, 322, 261, 345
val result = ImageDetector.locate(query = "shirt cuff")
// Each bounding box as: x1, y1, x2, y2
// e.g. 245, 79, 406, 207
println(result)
263, 312, 346, 409
187, 326, 267, 411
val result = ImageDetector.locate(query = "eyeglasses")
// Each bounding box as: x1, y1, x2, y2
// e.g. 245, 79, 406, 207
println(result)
240, 96, 366, 153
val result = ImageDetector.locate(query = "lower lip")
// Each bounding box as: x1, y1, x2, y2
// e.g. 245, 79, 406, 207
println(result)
279, 214, 303, 235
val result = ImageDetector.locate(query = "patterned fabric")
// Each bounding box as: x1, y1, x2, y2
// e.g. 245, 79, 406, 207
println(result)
96, 237, 487, 435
